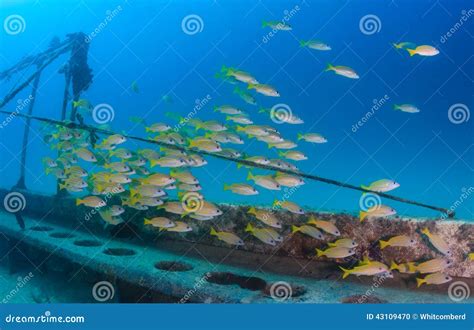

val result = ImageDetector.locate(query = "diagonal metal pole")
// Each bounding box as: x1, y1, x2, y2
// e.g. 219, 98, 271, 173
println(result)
0, 110, 455, 217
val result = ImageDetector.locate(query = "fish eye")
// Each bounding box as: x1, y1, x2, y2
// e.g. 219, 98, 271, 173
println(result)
445, 276, 449, 280
447, 260, 451, 264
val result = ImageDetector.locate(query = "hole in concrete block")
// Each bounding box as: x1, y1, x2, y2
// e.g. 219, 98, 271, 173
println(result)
30, 226, 53, 232
49, 232, 75, 239
74, 240, 103, 247
155, 261, 193, 272
103, 248, 136, 256
205, 272, 267, 291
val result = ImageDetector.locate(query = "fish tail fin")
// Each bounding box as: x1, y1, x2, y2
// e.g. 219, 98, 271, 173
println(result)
297, 133, 303, 140
325, 63, 334, 72
327, 242, 336, 247
246, 171, 254, 181
247, 83, 255, 90
316, 249, 325, 257
247, 207, 256, 215
291, 225, 300, 233
390, 261, 399, 271
236, 125, 243, 132
359, 211, 368, 222
210, 227, 218, 236
278, 151, 285, 157
237, 163, 242, 169
223, 184, 230, 191
379, 240, 389, 249
393, 43, 401, 49
72, 101, 78, 108
261, 21, 268, 28
245, 223, 254, 233
130, 188, 138, 197
407, 48, 417, 56
75, 198, 83, 206
421, 227, 430, 236
393, 104, 400, 111
144, 218, 150, 225
361, 185, 369, 190
220, 65, 228, 74
416, 278, 425, 288
59, 183, 66, 190
299, 40, 306, 47
408, 263, 417, 273
272, 199, 280, 208
339, 266, 351, 279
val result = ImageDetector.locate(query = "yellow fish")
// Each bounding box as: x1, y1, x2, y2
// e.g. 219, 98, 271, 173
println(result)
316, 246, 355, 259
224, 183, 258, 195
273, 200, 304, 214
247, 207, 281, 228
291, 225, 323, 240
245, 223, 276, 246
325, 63, 359, 79
390, 261, 416, 274
359, 205, 396, 221
421, 228, 451, 256
339, 261, 390, 279
379, 235, 416, 249
247, 172, 280, 190
328, 238, 358, 248
409, 258, 451, 274
308, 217, 340, 236
406, 45, 439, 57
144, 217, 175, 229
76, 196, 106, 208
210, 227, 244, 246
163, 221, 192, 232
416, 273, 452, 288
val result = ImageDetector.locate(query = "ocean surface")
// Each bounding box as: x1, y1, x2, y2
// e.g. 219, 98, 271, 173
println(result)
0, 0, 473, 220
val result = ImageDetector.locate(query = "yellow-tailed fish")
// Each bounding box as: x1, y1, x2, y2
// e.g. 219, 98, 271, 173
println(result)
299, 40, 331, 51
409, 258, 452, 274
361, 179, 400, 192
247, 83, 280, 97
247, 171, 280, 190
291, 225, 323, 239
406, 45, 439, 57
316, 246, 355, 259
308, 217, 340, 236
76, 196, 106, 208
278, 150, 307, 161
247, 207, 281, 228
339, 262, 390, 279
144, 217, 175, 229
325, 63, 359, 79
328, 238, 358, 248
210, 227, 244, 246
379, 235, 417, 249
262, 21, 292, 31
394, 104, 420, 113
273, 200, 304, 214
421, 228, 452, 256
359, 205, 396, 221
416, 273, 452, 287
245, 223, 276, 246
224, 183, 258, 195
390, 261, 416, 274
163, 221, 192, 232
220, 65, 258, 84
297, 132, 327, 143
274, 173, 304, 187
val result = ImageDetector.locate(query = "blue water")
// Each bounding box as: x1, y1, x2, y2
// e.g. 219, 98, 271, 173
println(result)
0, 0, 472, 219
